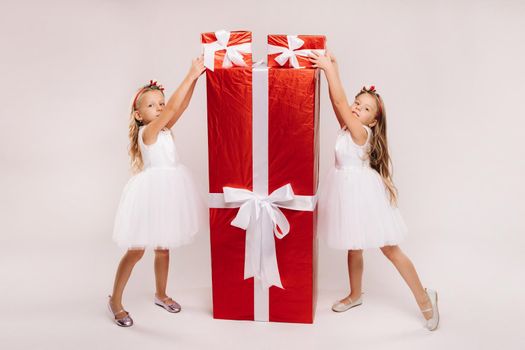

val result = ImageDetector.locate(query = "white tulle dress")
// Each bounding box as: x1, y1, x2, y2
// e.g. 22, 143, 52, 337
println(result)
318, 125, 407, 250
112, 126, 204, 249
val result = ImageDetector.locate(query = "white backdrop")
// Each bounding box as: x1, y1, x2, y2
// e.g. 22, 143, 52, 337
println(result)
1, 0, 524, 349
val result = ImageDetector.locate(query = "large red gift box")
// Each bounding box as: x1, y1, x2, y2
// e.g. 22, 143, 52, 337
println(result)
203, 31, 325, 323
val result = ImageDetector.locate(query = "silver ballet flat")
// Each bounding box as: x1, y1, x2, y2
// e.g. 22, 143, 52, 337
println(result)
332, 295, 363, 312
107, 295, 133, 327
154, 295, 181, 313
422, 288, 439, 331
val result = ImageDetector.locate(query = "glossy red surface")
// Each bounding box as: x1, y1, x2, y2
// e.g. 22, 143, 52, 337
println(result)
206, 65, 320, 323
267, 34, 326, 68
201, 31, 253, 70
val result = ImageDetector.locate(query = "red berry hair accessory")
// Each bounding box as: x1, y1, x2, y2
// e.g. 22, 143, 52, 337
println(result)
148, 80, 165, 92
361, 85, 377, 94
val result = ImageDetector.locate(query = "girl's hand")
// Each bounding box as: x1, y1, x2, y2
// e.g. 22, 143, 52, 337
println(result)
308, 51, 337, 71
189, 55, 206, 80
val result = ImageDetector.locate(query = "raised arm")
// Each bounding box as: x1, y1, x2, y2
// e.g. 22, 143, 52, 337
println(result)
327, 72, 346, 128
309, 51, 367, 144
143, 56, 205, 140
165, 65, 200, 129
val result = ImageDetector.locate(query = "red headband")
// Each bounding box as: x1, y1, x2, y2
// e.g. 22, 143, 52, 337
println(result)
132, 80, 165, 110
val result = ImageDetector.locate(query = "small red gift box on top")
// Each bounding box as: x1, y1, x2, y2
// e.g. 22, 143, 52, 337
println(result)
267, 34, 326, 68
202, 30, 322, 324
201, 30, 252, 71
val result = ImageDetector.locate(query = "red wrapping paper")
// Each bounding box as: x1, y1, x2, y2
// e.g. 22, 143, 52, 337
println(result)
207, 68, 255, 320
267, 34, 326, 68
267, 68, 319, 322
201, 31, 252, 70
205, 57, 320, 323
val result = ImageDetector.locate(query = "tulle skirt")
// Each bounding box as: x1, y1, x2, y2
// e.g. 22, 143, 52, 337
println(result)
318, 166, 407, 250
112, 165, 205, 249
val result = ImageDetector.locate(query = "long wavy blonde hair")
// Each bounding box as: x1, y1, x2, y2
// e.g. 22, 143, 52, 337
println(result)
357, 87, 398, 205
128, 83, 165, 174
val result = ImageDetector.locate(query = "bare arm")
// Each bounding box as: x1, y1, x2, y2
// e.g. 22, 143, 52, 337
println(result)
309, 52, 367, 144
327, 75, 345, 128
165, 77, 198, 129
143, 56, 205, 141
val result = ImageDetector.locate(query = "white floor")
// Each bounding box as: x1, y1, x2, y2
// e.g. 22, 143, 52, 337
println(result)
1, 235, 524, 350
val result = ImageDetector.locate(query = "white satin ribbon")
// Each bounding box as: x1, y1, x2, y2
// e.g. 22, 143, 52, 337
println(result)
202, 30, 252, 71
231, 184, 316, 288
267, 35, 325, 68
209, 185, 317, 290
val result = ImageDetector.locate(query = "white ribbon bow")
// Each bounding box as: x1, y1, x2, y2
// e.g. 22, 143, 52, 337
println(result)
223, 184, 299, 289
267, 35, 325, 68
202, 30, 252, 71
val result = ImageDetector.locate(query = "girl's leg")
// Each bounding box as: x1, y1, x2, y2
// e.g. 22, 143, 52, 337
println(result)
110, 249, 145, 317
153, 249, 175, 305
340, 249, 364, 303
380, 245, 433, 320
